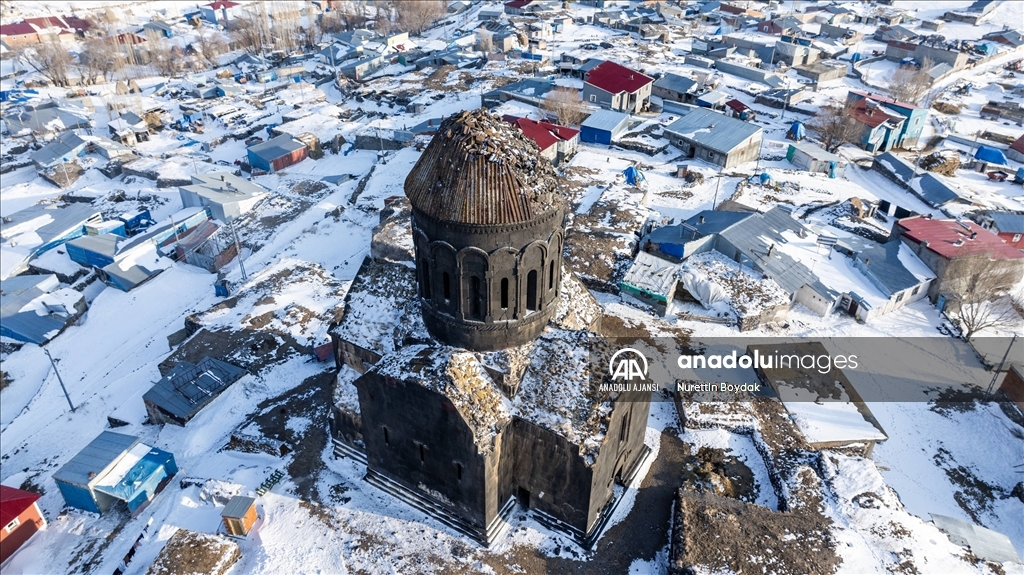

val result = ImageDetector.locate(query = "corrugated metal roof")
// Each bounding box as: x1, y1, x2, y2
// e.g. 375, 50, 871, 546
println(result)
874, 152, 916, 183
0, 274, 76, 345
221, 495, 256, 518
31, 131, 87, 166
53, 432, 140, 487
581, 109, 630, 133
719, 206, 837, 299
855, 241, 928, 295
142, 357, 247, 422
664, 108, 762, 154
987, 211, 1024, 234
247, 134, 306, 162
0, 203, 101, 245
653, 72, 697, 95
68, 233, 118, 258
915, 173, 965, 207
404, 109, 563, 226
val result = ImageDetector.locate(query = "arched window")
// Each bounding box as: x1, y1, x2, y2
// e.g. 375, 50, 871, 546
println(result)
500, 278, 509, 309
421, 258, 431, 299
470, 276, 482, 320
526, 270, 538, 311
443, 272, 451, 301
548, 261, 555, 290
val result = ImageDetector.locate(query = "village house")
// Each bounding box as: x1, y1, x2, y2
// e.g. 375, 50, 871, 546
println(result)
892, 216, 1024, 303
973, 211, 1024, 252
179, 172, 270, 221
579, 109, 630, 145
200, 0, 241, 24
845, 91, 928, 152
0, 486, 46, 564
663, 108, 762, 169
582, 60, 654, 114
247, 135, 308, 174
652, 73, 698, 104
502, 116, 580, 165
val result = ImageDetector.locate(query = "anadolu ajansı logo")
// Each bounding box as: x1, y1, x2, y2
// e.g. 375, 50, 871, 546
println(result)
609, 347, 649, 381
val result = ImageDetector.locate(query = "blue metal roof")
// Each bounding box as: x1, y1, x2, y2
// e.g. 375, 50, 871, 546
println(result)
0, 275, 77, 344
855, 241, 926, 296
247, 134, 305, 162
653, 73, 697, 96
53, 432, 140, 487
874, 152, 916, 183
916, 173, 965, 207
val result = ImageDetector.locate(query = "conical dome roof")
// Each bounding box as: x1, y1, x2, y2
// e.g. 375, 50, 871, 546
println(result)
404, 109, 562, 227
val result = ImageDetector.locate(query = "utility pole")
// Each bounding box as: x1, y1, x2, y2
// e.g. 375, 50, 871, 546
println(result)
229, 219, 248, 280
986, 333, 1018, 398
712, 166, 723, 209
44, 348, 75, 412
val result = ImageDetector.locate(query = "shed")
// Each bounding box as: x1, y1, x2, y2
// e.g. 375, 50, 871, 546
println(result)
143, 357, 247, 426
580, 109, 630, 145
53, 432, 178, 514
247, 134, 308, 173
65, 234, 118, 268
787, 142, 848, 178
0, 485, 46, 564
620, 251, 679, 315
221, 495, 257, 537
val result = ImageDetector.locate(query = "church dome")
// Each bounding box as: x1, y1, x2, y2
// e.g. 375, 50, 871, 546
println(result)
405, 109, 562, 227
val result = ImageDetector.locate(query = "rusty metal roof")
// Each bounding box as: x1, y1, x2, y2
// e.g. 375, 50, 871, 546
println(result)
404, 109, 561, 226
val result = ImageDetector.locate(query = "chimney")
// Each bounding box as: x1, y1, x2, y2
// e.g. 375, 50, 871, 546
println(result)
921, 240, 929, 249
768, 244, 775, 256
699, 215, 705, 224
953, 239, 964, 247
864, 257, 870, 266
970, 232, 977, 240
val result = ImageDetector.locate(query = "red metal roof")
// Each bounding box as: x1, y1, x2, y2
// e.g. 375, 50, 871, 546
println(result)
207, 0, 240, 8
505, 0, 533, 8
0, 485, 41, 526
897, 217, 1024, 260
502, 115, 579, 152
0, 22, 37, 36
849, 89, 920, 110
23, 16, 66, 29
585, 60, 653, 95
1009, 133, 1024, 154
848, 98, 904, 129
725, 99, 749, 112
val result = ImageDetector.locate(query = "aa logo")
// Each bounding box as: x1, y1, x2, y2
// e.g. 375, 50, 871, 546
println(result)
609, 348, 649, 381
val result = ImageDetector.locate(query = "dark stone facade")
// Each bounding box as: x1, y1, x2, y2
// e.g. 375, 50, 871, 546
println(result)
412, 206, 565, 351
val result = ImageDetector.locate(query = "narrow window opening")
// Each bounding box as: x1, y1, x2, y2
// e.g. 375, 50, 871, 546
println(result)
418, 443, 425, 463
421, 258, 431, 298
443, 272, 451, 301
620, 411, 630, 442
383, 426, 390, 446
470, 276, 482, 319
548, 261, 555, 290
526, 270, 538, 311
500, 278, 509, 309
456, 462, 463, 481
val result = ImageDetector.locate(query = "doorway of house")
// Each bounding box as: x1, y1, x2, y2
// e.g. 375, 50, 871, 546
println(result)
516, 486, 531, 509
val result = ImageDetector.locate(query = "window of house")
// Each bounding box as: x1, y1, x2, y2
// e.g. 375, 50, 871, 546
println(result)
912, 286, 920, 296
896, 291, 905, 303
383, 426, 390, 446
5, 517, 20, 533
500, 278, 509, 309
442, 272, 451, 301
589, 94, 597, 102
1014, 234, 1022, 243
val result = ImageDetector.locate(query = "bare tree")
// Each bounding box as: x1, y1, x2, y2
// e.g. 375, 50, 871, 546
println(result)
229, 10, 270, 56
946, 256, 1023, 341
476, 29, 493, 53
395, 0, 445, 36
542, 87, 589, 127
18, 38, 74, 87
806, 101, 861, 153
886, 58, 933, 105
80, 36, 123, 83
193, 27, 227, 67
146, 31, 180, 77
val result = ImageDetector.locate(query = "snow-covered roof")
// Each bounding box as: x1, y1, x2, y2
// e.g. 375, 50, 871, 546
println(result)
622, 250, 678, 297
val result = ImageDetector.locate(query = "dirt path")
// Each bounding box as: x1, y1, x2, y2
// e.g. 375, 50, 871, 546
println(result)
487, 430, 689, 575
